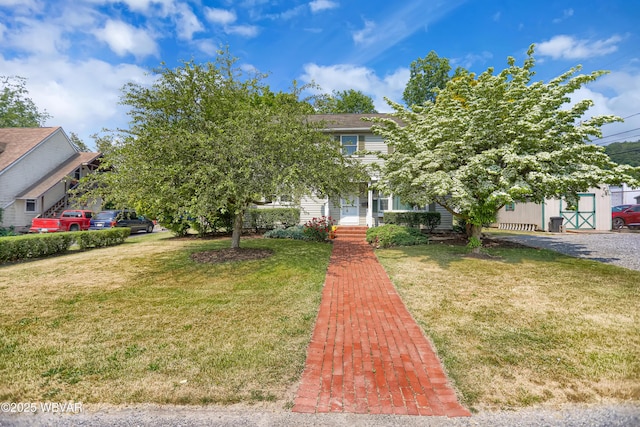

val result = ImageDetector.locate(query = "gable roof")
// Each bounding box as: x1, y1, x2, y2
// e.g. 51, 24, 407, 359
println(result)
0, 127, 64, 172
307, 113, 401, 132
16, 151, 102, 199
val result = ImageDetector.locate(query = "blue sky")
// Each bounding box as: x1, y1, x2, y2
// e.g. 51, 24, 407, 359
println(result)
1, 0, 639, 150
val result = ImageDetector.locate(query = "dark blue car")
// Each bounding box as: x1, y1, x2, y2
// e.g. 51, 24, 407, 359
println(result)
89, 210, 155, 233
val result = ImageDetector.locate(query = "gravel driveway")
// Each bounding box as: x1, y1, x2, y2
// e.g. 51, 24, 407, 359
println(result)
493, 230, 640, 271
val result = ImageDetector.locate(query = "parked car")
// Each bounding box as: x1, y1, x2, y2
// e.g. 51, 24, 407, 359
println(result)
612, 204, 640, 230
612, 204, 633, 212
89, 210, 155, 233
29, 210, 93, 233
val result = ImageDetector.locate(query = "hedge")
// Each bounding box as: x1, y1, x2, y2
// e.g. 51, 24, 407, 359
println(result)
383, 212, 441, 232
0, 228, 131, 263
366, 224, 429, 248
246, 208, 300, 231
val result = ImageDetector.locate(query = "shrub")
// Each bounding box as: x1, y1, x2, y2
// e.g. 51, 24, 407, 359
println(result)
383, 212, 441, 232
263, 225, 306, 240
0, 232, 75, 263
246, 208, 300, 232
75, 228, 130, 249
366, 224, 429, 248
302, 216, 335, 242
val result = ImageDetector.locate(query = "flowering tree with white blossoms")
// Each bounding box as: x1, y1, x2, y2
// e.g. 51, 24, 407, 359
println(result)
372, 46, 640, 250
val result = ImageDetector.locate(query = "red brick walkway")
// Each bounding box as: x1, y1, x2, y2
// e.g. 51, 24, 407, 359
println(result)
291, 232, 471, 417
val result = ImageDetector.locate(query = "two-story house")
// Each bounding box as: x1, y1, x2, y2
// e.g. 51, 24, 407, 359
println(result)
0, 127, 101, 231
280, 114, 453, 230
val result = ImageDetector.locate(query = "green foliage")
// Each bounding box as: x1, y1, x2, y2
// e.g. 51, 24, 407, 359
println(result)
373, 45, 640, 245
247, 208, 300, 231
75, 48, 365, 248
0, 233, 75, 263
365, 224, 429, 248
383, 212, 441, 232
315, 89, 378, 113
69, 132, 90, 152
466, 236, 482, 250
402, 51, 464, 108
302, 216, 335, 242
263, 225, 306, 240
74, 228, 130, 249
0, 76, 51, 127
605, 140, 640, 167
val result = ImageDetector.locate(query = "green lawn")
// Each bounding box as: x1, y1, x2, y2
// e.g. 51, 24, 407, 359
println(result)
0, 233, 330, 406
374, 238, 640, 411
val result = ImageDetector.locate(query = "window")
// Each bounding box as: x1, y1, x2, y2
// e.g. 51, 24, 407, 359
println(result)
341, 135, 357, 156
26, 199, 36, 212
505, 203, 515, 211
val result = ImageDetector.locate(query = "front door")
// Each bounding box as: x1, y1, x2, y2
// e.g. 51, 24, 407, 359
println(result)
340, 197, 359, 225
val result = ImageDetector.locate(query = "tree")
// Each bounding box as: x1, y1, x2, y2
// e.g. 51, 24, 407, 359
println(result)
402, 51, 464, 108
605, 141, 640, 167
78, 49, 365, 248
373, 46, 640, 251
0, 76, 51, 127
315, 89, 377, 113
69, 132, 90, 152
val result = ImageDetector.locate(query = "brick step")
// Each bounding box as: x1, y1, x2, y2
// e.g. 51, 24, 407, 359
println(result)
335, 226, 368, 239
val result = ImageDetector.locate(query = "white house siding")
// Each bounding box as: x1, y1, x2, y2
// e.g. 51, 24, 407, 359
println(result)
610, 184, 640, 205
299, 195, 327, 224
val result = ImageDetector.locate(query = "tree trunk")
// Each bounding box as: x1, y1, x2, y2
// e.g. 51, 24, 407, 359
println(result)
231, 210, 244, 249
469, 223, 483, 254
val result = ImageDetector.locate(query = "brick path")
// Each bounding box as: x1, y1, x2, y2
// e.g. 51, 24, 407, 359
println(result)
291, 228, 470, 417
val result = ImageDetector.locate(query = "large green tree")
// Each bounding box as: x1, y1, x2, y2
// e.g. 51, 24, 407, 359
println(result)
605, 140, 640, 167
0, 76, 51, 127
79, 50, 365, 248
373, 46, 640, 250
402, 51, 464, 108
315, 89, 377, 113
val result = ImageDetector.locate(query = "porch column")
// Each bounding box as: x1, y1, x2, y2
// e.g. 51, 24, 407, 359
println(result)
366, 182, 373, 227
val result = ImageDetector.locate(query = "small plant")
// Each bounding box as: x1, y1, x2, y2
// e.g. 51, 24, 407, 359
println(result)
264, 225, 306, 240
302, 216, 335, 242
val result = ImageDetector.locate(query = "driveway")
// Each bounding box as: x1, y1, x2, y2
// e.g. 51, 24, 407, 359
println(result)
493, 230, 640, 271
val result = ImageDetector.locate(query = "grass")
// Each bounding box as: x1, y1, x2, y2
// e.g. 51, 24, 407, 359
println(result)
0, 233, 330, 406
374, 233, 640, 411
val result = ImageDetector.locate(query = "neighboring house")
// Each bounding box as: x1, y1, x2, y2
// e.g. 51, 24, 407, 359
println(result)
0, 127, 101, 231
496, 187, 612, 231
610, 183, 640, 206
262, 114, 453, 230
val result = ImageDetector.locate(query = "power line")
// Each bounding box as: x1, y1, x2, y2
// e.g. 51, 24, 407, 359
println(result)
592, 127, 640, 145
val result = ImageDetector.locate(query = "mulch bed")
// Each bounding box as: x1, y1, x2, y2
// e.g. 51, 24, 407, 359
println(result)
190, 248, 274, 264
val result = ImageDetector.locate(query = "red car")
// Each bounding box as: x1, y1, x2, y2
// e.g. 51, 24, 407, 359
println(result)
612, 204, 640, 230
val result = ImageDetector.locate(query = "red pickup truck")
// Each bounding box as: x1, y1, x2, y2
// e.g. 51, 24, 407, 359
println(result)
30, 210, 94, 233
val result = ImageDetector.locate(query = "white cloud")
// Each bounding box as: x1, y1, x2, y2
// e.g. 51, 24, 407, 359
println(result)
3, 18, 67, 56
300, 63, 409, 112
309, 0, 339, 13
94, 20, 158, 58
226, 25, 259, 37
570, 71, 640, 143
352, 20, 376, 45
0, 54, 154, 147
175, 3, 203, 40
452, 51, 493, 69
536, 35, 621, 60
552, 8, 574, 24
205, 7, 237, 25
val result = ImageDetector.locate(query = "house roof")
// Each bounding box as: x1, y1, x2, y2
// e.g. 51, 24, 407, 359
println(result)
307, 113, 401, 131
16, 151, 101, 199
0, 127, 64, 172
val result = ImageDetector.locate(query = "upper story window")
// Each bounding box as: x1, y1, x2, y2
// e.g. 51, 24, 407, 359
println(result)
341, 135, 358, 156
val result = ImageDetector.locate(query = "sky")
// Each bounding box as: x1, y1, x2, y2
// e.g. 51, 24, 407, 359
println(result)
1, 0, 639, 151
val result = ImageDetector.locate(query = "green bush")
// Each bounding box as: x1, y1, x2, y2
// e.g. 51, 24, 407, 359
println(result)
366, 224, 429, 248
75, 228, 130, 249
0, 228, 131, 263
0, 232, 75, 263
383, 212, 441, 232
263, 225, 306, 240
246, 208, 300, 232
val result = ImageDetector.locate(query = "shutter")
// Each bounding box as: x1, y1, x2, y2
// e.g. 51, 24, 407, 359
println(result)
358, 135, 365, 157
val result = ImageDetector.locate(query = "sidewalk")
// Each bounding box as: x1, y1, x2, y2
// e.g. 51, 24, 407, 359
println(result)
291, 233, 470, 417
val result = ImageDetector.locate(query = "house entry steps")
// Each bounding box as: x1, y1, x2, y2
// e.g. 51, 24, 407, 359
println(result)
334, 226, 368, 240
291, 237, 471, 417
